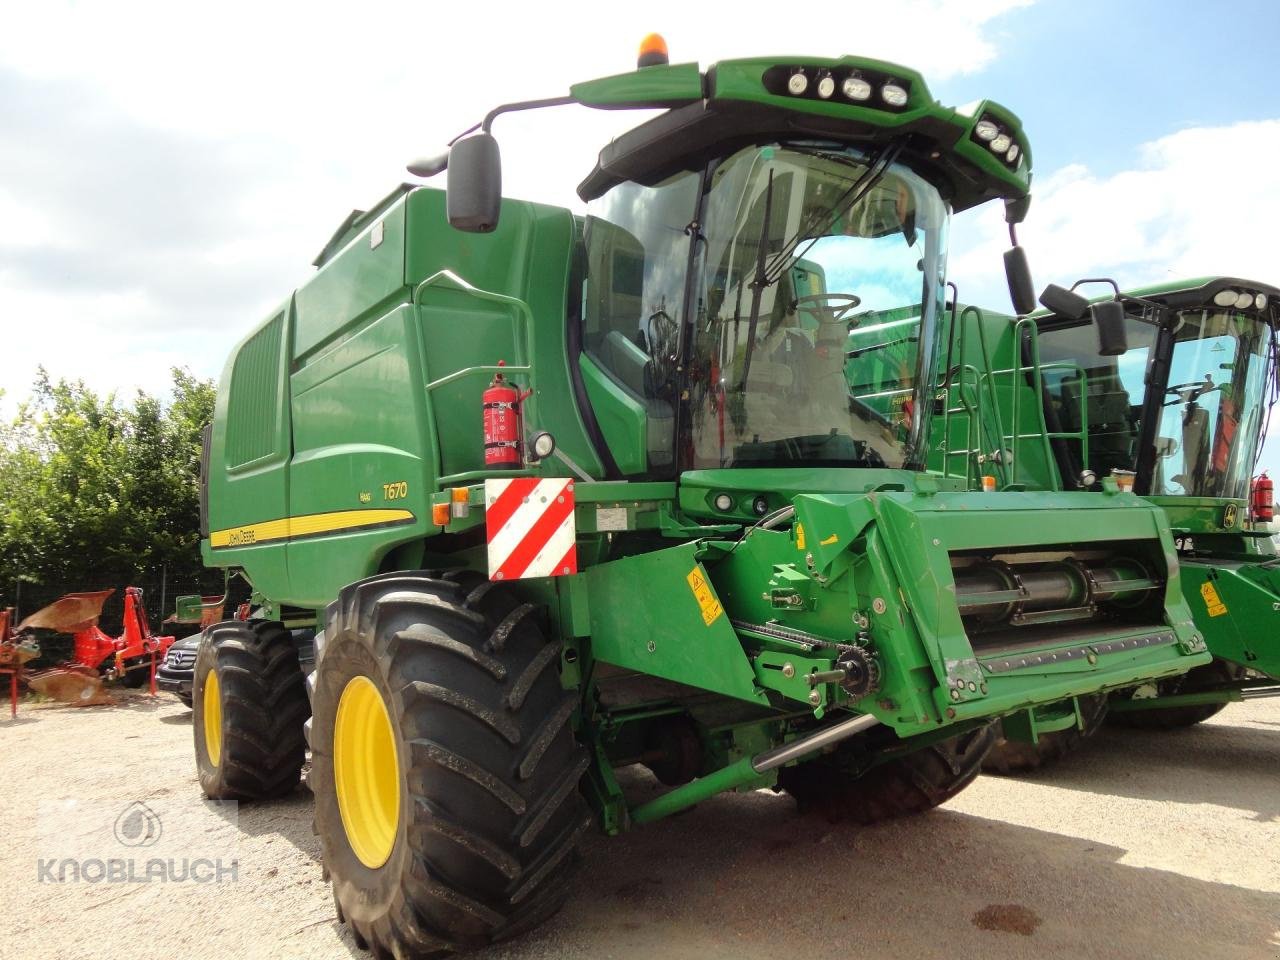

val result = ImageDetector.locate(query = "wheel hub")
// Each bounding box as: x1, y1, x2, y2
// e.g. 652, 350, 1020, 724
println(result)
202, 670, 222, 767
333, 675, 401, 868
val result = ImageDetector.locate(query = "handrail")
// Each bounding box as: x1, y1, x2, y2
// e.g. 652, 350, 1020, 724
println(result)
412, 270, 539, 492
989, 319, 1089, 491
967, 305, 1010, 485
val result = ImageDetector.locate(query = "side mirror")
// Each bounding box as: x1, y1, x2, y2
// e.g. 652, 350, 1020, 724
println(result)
1039, 283, 1089, 320
1091, 300, 1128, 356
1003, 246, 1037, 316
447, 133, 502, 233
407, 150, 449, 178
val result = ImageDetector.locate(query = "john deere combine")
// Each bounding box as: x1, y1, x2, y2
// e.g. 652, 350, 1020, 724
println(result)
932, 276, 1280, 769
191, 40, 1209, 955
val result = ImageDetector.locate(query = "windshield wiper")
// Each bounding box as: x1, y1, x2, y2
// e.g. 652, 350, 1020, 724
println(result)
737, 168, 775, 389
735, 143, 904, 390
847, 333, 920, 360
760, 142, 903, 288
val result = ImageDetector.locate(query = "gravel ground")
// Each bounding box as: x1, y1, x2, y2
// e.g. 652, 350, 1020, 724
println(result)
2, 692, 1277, 960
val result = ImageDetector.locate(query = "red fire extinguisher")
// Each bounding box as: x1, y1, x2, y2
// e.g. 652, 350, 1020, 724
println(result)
483, 361, 523, 469
1251, 472, 1274, 522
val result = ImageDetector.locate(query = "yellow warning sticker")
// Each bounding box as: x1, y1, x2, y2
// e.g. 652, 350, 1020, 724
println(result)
795, 523, 806, 550
686, 566, 724, 626
1200, 581, 1228, 617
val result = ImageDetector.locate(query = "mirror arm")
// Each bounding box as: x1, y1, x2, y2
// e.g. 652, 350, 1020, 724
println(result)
1068, 277, 1121, 299
482, 95, 577, 133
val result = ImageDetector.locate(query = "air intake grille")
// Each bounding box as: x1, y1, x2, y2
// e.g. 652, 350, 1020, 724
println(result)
225, 313, 283, 467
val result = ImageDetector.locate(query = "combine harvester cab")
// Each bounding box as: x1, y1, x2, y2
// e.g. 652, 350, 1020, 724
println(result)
191, 39, 1208, 956
937, 276, 1280, 767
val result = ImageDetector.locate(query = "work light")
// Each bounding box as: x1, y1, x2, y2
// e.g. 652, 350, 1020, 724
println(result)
881, 82, 908, 106
842, 76, 872, 100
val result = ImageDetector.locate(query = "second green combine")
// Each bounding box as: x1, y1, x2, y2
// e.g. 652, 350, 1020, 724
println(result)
932, 275, 1280, 769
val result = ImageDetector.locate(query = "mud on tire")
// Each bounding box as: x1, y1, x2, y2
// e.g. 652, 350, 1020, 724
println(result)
779, 721, 996, 823
983, 694, 1108, 775
309, 572, 592, 957
193, 620, 310, 801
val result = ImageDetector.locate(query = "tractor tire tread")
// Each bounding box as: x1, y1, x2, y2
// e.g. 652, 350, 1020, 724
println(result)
194, 620, 309, 802
1109, 659, 1246, 730
780, 721, 996, 824
311, 572, 590, 957
983, 694, 1109, 774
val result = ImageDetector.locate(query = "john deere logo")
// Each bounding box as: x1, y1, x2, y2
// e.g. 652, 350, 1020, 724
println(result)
1223, 503, 1239, 528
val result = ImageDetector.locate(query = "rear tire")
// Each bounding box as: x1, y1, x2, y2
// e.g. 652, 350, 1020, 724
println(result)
779, 721, 996, 823
309, 572, 591, 957
1109, 659, 1246, 730
193, 620, 310, 801
983, 694, 1107, 774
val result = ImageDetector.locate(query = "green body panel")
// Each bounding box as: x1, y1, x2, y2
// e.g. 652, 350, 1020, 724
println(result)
294, 196, 408, 359
569, 62, 704, 109
572, 471, 1204, 740
578, 354, 648, 475
584, 543, 770, 706
1150, 497, 1251, 536
1179, 559, 1280, 677
203, 188, 606, 602
204, 301, 294, 600
709, 61, 1030, 202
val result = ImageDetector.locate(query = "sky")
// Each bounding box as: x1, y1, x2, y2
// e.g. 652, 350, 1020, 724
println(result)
2, 0, 1280, 469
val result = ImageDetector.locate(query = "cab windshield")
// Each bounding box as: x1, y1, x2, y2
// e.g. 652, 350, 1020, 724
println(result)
1152, 309, 1272, 498
686, 144, 949, 468
1035, 307, 1274, 498
579, 143, 949, 475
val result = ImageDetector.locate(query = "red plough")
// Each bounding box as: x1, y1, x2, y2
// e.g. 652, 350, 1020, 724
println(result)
20, 587, 176, 706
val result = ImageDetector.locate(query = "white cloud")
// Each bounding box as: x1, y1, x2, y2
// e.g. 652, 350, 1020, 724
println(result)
950, 119, 1280, 308
0, 0, 1030, 404
947, 118, 1280, 476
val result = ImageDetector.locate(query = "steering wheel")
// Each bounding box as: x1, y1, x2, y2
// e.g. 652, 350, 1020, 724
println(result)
795, 293, 862, 328
1163, 379, 1216, 406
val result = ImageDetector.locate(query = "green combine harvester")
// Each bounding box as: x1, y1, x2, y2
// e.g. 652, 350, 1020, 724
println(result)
931, 276, 1280, 769
190, 38, 1211, 956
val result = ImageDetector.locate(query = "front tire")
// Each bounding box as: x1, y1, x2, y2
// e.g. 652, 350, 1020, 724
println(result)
983, 694, 1107, 775
1109, 659, 1245, 730
779, 722, 996, 823
193, 620, 309, 800
309, 573, 591, 957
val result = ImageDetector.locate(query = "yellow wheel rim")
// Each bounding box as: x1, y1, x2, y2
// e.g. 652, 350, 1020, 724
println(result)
203, 670, 223, 768
334, 675, 401, 869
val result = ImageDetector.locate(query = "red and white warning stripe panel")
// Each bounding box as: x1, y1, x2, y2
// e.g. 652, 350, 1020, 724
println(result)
484, 478, 578, 581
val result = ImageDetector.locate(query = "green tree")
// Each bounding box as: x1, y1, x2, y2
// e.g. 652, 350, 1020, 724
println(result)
0, 368, 216, 628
